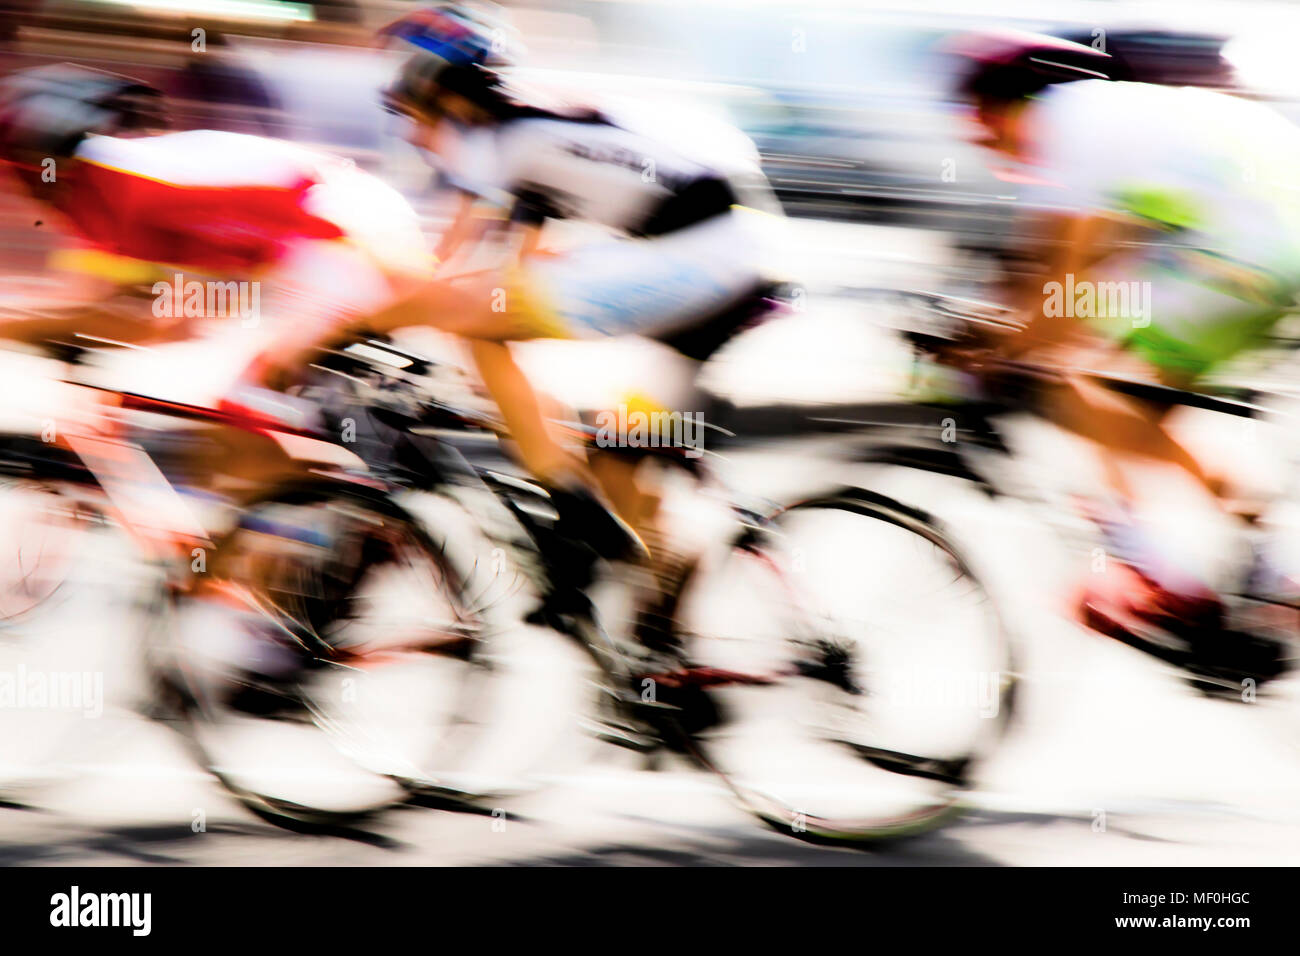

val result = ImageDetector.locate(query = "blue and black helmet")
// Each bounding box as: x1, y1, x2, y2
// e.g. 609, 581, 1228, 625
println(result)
380, 5, 518, 120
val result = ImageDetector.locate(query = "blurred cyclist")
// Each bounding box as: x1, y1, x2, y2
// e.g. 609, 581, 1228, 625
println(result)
949, 31, 1300, 631
0, 62, 431, 490
255, 6, 783, 653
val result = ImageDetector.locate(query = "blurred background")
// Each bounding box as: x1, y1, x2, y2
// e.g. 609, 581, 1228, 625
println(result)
3, 0, 1295, 264
12, 0, 1300, 398
5, 0, 1300, 865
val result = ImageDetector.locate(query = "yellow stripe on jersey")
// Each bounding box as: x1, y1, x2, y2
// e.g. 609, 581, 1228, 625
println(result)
505, 265, 574, 340
48, 248, 168, 285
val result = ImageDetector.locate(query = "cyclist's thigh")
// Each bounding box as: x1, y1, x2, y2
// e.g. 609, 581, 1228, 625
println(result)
263, 239, 401, 339
262, 163, 433, 342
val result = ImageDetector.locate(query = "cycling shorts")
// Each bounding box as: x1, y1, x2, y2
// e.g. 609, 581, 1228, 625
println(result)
505, 207, 774, 340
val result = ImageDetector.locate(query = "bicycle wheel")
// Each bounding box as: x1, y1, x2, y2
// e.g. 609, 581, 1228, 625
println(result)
0, 477, 95, 624
163, 477, 494, 828
679, 487, 1016, 841
0, 475, 149, 795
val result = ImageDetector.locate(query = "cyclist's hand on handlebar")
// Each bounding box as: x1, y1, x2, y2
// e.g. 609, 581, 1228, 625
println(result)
936, 342, 1001, 374
248, 320, 374, 392
924, 320, 1014, 368
992, 326, 1039, 362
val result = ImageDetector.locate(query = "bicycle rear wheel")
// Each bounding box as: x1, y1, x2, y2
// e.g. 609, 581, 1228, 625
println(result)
680, 487, 1015, 841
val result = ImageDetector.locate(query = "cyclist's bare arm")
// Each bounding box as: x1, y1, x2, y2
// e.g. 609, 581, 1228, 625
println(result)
0, 275, 194, 349
999, 210, 1135, 357
433, 190, 490, 269
258, 216, 564, 389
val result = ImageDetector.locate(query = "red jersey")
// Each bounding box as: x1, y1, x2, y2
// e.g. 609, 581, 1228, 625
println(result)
56, 130, 347, 274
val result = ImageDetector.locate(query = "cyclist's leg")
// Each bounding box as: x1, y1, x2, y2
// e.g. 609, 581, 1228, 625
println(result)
581, 349, 715, 652
542, 216, 755, 503
589, 451, 660, 537
433, 210, 763, 528
247, 212, 765, 570
467, 338, 585, 484
0, 254, 199, 349
1053, 252, 1292, 610
1039, 369, 1211, 500
460, 214, 762, 621
589, 448, 701, 653
1045, 251, 1287, 501
190, 233, 437, 508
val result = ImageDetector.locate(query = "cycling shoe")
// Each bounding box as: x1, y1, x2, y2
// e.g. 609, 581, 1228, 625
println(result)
547, 484, 648, 563
1078, 562, 1288, 691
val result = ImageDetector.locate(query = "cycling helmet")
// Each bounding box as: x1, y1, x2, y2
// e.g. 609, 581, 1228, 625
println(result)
946, 30, 1115, 104
0, 63, 163, 166
379, 5, 518, 120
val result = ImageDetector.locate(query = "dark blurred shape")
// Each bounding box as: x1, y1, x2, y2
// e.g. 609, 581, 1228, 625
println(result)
312, 0, 363, 25
0, 62, 163, 168
0, 4, 287, 136
170, 33, 283, 136
945, 29, 1115, 105
0, 1, 42, 45
1056, 29, 1236, 88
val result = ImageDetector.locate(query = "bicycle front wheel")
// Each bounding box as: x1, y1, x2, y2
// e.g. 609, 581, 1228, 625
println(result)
681, 487, 1016, 841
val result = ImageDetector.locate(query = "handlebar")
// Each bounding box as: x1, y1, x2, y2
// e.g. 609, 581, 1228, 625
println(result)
888, 288, 1275, 420
309, 334, 436, 379
291, 333, 504, 439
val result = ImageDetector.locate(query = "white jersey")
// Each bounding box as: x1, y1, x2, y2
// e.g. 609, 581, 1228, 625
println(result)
1016, 80, 1300, 370
77, 129, 339, 188
442, 116, 739, 236
1023, 80, 1300, 269
432, 112, 779, 344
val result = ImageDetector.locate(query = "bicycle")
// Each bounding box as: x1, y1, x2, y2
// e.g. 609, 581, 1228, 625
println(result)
818, 288, 1300, 700
0, 334, 487, 816
0, 335, 243, 794
156, 330, 1017, 840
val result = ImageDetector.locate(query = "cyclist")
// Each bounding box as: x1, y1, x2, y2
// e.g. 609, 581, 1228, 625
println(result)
253, 6, 784, 653
0, 62, 431, 489
948, 31, 1300, 630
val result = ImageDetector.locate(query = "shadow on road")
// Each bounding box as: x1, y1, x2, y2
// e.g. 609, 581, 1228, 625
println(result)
0, 819, 404, 866
493, 805, 1186, 866
0, 802, 1187, 865
493, 812, 1009, 866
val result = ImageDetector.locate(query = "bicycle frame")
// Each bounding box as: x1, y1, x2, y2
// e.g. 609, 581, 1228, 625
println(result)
0, 352, 358, 576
